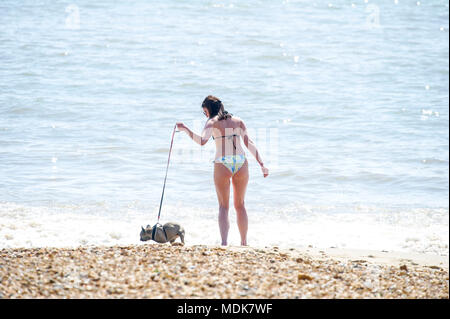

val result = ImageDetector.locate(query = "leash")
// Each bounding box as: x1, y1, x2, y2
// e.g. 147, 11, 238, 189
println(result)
152, 124, 177, 240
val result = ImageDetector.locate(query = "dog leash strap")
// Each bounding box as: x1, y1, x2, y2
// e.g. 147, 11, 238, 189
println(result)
157, 124, 177, 222
151, 223, 168, 242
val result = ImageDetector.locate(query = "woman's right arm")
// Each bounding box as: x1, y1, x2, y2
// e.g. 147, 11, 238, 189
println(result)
239, 119, 269, 178
176, 120, 213, 146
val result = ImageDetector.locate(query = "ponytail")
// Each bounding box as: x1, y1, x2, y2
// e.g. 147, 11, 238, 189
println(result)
202, 95, 232, 121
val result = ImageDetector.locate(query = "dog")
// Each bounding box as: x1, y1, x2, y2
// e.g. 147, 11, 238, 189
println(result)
140, 222, 185, 245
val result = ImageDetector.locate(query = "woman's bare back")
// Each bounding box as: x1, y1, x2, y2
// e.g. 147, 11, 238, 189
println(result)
210, 116, 245, 158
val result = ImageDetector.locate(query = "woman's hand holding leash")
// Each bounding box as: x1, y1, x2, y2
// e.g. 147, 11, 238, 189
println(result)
176, 122, 188, 133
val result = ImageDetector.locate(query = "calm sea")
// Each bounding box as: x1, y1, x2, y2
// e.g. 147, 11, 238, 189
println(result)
0, 0, 448, 254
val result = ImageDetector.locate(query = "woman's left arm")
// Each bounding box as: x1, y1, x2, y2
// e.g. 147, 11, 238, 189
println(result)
176, 120, 213, 146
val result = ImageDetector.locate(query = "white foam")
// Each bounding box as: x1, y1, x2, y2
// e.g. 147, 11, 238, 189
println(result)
0, 202, 447, 256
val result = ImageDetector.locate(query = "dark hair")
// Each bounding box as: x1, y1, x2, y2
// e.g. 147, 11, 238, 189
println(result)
202, 95, 232, 121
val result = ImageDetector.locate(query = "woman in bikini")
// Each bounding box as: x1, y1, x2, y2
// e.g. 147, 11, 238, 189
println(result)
176, 95, 268, 246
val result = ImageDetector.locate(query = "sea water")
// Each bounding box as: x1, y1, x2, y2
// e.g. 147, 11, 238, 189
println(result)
0, 0, 448, 255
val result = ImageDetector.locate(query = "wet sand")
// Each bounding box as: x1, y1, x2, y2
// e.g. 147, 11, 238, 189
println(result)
0, 244, 448, 298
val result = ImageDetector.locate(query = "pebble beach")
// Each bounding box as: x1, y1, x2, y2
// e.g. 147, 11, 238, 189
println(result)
1, 244, 448, 299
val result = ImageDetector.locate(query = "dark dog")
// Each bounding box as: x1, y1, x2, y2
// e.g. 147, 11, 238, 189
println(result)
140, 222, 185, 245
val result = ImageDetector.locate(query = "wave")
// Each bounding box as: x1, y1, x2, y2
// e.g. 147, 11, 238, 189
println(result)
0, 201, 447, 256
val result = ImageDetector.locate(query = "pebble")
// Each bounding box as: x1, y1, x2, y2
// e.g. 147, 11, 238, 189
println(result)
298, 274, 313, 281
0, 245, 448, 299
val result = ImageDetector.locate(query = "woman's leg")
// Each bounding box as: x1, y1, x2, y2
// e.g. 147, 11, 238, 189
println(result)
232, 160, 249, 246
214, 163, 232, 245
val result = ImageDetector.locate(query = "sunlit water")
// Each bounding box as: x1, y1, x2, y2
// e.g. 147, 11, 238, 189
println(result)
0, 0, 448, 255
